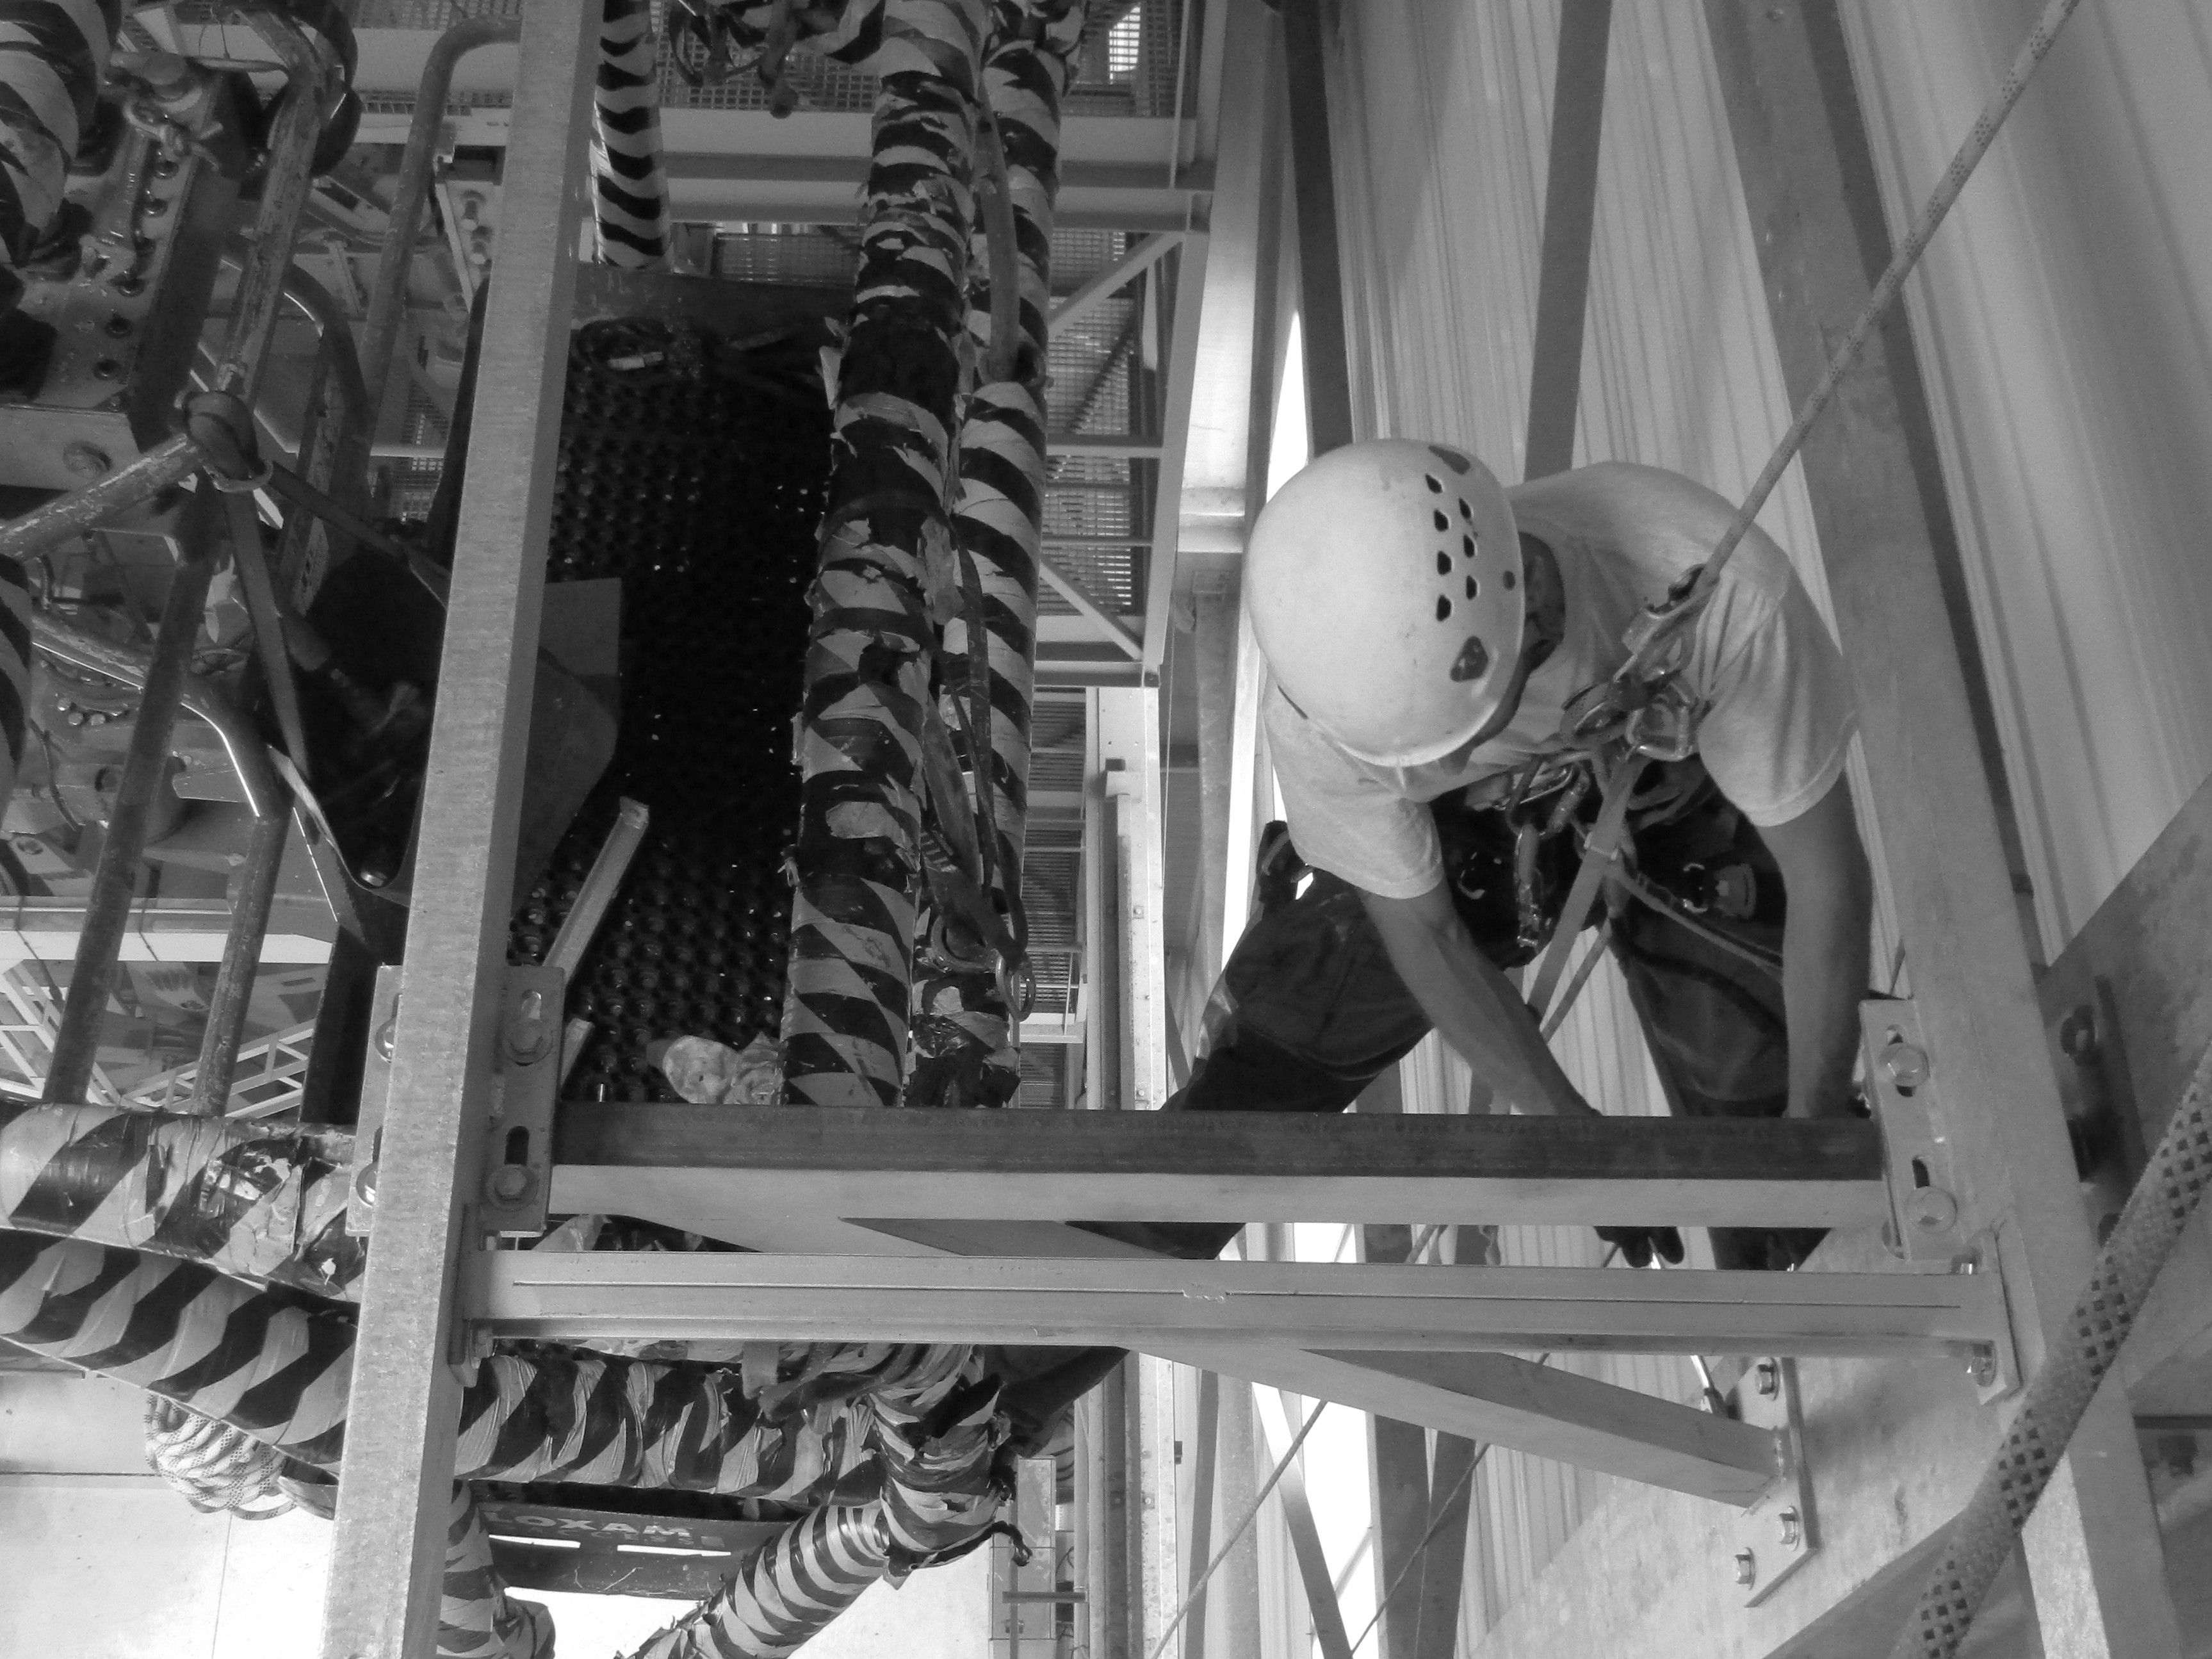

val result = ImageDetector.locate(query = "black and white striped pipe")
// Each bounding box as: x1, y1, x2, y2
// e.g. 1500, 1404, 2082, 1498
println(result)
592, 0, 672, 269
0, 1230, 970, 1506
907, 0, 1087, 1108
779, 0, 991, 1106
624, 1348, 1005, 1659
446, 1482, 556, 1659
0, 0, 118, 296
0, 1101, 364, 1298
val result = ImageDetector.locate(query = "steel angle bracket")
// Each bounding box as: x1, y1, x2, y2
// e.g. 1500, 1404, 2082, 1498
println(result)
345, 965, 405, 1236
1956, 1230, 2024, 1406
1861, 998, 1967, 1260
480, 964, 565, 1238
1727, 1357, 1814, 1606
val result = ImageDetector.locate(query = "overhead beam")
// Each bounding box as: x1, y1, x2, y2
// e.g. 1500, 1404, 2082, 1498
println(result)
464, 1250, 2006, 1359
1279, 0, 1354, 454
1522, 0, 1614, 480
1703, 3, 2181, 1651
316, 6, 598, 1658
1039, 559, 1146, 657
551, 1102, 1888, 1228
1053, 233, 1184, 335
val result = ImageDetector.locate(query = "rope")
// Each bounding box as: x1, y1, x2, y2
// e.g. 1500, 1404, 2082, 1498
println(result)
143, 1396, 295, 1519
1572, 0, 2090, 733
1888, 1032, 2212, 1658
1144, 1400, 1331, 1659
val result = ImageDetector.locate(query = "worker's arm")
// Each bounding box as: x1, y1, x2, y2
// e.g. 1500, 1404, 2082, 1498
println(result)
1360, 883, 1600, 1117
1757, 774, 1874, 1119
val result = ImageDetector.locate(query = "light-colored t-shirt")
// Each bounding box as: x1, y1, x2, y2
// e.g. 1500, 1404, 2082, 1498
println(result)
1264, 462, 1857, 900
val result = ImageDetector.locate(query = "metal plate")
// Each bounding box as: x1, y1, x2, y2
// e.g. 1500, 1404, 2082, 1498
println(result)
1861, 997, 1965, 1259
480, 963, 564, 1238
1727, 1357, 1815, 1606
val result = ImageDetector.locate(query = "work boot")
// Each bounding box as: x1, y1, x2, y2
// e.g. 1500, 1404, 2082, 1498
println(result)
1594, 1225, 1684, 1269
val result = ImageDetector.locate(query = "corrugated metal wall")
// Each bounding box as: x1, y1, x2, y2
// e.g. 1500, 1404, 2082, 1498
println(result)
1324, 0, 2212, 1646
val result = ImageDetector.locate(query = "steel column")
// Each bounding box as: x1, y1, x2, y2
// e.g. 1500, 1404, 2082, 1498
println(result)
315, 6, 597, 1656
1703, 4, 2182, 1653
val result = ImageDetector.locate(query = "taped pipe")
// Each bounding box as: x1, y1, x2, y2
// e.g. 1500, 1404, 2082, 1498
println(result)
906, 0, 1087, 1109
777, 0, 992, 1106
0, 0, 118, 299
592, 0, 674, 269
0, 1228, 975, 1507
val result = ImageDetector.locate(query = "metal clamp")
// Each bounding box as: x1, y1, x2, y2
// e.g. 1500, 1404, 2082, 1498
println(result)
1727, 1357, 1816, 1606
478, 964, 565, 1239
1861, 997, 1967, 1259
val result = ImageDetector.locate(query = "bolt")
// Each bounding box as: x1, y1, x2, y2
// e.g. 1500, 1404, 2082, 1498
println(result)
1755, 1359, 1780, 1398
373, 1015, 398, 1060
91, 357, 122, 380
1778, 1507, 1801, 1548
1734, 1549, 1757, 1587
352, 1163, 378, 1209
142, 196, 168, 219
1880, 1038, 1931, 1090
104, 313, 133, 339
487, 1164, 533, 1204
1905, 1186, 1959, 1234
506, 987, 552, 1063
62, 439, 113, 479
1967, 1344, 1997, 1387
151, 155, 180, 180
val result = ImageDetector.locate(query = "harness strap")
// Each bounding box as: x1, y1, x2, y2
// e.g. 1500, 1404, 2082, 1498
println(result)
1525, 753, 1648, 1020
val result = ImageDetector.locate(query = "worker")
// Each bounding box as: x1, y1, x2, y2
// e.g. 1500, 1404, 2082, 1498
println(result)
1110, 439, 1874, 1271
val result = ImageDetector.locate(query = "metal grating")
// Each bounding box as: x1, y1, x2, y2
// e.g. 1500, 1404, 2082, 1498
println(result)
710, 226, 861, 288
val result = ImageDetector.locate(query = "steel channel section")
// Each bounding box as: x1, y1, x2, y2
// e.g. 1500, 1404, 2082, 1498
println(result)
466, 1252, 2007, 1358
316, 6, 598, 1657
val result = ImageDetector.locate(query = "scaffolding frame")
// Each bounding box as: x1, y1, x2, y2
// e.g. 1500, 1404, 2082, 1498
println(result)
304, 3, 2186, 1657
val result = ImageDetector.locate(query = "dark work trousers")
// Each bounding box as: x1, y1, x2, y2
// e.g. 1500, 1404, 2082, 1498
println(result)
994, 788, 1814, 1450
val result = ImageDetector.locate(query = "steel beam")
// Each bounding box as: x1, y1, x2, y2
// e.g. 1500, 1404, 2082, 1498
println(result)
1704, 4, 2182, 1653
1280, 0, 1354, 455
1255, 1387, 1357, 1659
1521, 0, 1613, 481
464, 1250, 2005, 1359
1053, 232, 1185, 334
315, 7, 596, 1657
550, 1102, 1887, 1228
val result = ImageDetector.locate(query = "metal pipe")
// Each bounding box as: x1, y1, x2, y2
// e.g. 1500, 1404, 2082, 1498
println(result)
190, 808, 290, 1114
356, 17, 521, 421
32, 612, 282, 822
41, 497, 220, 1105
212, 18, 340, 400
0, 434, 204, 562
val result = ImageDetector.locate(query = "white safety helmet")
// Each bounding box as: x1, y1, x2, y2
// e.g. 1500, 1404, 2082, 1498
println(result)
1246, 439, 1525, 766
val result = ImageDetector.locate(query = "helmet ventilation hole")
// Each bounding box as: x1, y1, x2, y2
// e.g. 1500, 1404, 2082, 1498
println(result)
1461, 534, 1475, 558
1435, 595, 1452, 621
1449, 635, 1490, 681
1459, 499, 1473, 521
1432, 509, 1450, 532
1502, 569, 1518, 590
1425, 475, 1443, 493
1465, 574, 1479, 600
1435, 552, 1451, 575
1429, 445, 1472, 475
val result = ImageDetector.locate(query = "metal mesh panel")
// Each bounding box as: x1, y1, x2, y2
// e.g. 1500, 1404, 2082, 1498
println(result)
1048, 229, 1134, 297
1017, 1038, 1069, 1107
1048, 300, 1137, 438
710, 227, 861, 288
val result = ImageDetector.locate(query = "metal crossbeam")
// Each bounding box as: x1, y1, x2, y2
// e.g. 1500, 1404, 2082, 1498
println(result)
466, 1251, 2005, 1358
550, 1102, 1889, 1229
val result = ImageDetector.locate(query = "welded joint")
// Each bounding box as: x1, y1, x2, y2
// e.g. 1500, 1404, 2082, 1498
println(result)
1862, 997, 1967, 1260
479, 964, 566, 1240
1727, 1357, 1815, 1606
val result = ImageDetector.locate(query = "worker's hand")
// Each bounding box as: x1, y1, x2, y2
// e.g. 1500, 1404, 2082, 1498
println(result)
1595, 1225, 1684, 1268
